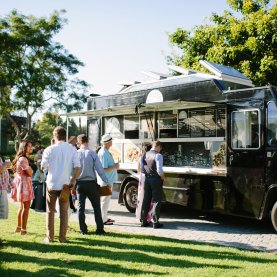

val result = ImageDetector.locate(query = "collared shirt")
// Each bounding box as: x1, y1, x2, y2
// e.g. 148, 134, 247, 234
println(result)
77, 146, 109, 183
97, 147, 117, 185
41, 141, 80, 190
0, 157, 13, 190
141, 148, 164, 175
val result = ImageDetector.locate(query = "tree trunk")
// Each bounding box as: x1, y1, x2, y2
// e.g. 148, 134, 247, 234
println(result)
5, 113, 22, 151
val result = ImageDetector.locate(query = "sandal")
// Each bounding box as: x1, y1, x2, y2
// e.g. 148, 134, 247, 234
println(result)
21, 229, 27, 235
15, 226, 21, 233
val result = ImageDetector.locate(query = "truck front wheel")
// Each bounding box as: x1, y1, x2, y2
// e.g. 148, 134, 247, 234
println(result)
271, 201, 277, 232
123, 181, 138, 213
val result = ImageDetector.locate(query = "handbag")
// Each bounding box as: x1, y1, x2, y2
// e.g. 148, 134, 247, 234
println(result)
98, 185, 112, 196
59, 185, 71, 202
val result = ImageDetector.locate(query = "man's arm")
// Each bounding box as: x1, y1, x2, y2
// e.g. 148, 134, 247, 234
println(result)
69, 167, 81, 188
94, 155, 109, 183
156, 153, 166, 181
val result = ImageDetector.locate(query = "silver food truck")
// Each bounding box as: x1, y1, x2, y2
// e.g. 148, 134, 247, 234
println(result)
66, 60, 277, 232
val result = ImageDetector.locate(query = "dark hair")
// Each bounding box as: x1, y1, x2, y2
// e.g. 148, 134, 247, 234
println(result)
77, 134, 88, 144
142, 142, 151, 153
53, 126, 66, 141
152, 140, 162, 148
11, 140, 32, 173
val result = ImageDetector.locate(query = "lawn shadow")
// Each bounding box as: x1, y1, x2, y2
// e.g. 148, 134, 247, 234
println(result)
3, 238, 240, 273
75, 233, 277, 264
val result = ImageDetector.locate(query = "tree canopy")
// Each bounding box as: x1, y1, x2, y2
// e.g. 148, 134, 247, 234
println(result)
168, 0, 276, 86
0, 10, 89, 146
33, 111, 86, 147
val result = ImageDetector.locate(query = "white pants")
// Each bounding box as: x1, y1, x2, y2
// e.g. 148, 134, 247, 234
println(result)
101, 194, 112, 223
0, 190, 8, 219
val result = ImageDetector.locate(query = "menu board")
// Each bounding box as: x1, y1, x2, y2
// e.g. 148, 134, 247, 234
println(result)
204, 108, 216, 137
189, 109, 205, 137
178, 107, 226, 138
178, 110, 191, 137
216, 108, 226, 137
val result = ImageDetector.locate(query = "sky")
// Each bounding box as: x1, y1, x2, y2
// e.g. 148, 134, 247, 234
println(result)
1, 0, 234, 96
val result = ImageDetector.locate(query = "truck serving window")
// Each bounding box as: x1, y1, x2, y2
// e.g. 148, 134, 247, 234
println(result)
124, 115, 139, 139
267, 102, 277, 146
231, 109, 260, 149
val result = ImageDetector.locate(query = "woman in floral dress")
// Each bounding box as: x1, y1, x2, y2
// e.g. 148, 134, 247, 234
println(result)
11, 140, 34, 235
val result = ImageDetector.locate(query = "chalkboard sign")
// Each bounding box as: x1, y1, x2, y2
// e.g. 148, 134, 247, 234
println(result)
189, 109, 205, 137
178, 107, 225, 138
204, 108, 216, 137
216, 108, 226, 137
178, 110, 191, 137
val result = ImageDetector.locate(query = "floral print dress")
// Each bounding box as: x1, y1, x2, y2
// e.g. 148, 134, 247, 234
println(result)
12, 157, 34, 202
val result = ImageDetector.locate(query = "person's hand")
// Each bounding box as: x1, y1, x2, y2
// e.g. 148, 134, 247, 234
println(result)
63, 184, 71, 191
114, 163, 120, 170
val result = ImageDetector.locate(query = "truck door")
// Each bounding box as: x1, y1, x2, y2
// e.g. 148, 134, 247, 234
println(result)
227, 106, 265, 218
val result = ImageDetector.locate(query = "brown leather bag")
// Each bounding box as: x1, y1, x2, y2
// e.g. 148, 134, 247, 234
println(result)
59, 185, 71, 202
98, 185, 112, 196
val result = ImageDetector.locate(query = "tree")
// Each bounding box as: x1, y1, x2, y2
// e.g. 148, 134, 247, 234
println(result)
33, 112, 87, 147
32, 112, 63, 146
0, 10, 89, 147
168, 0, 276, 86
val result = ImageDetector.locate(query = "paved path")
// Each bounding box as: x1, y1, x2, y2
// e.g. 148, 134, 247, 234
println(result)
70, 192, 277, 252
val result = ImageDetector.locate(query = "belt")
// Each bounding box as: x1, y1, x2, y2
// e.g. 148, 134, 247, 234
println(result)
145, 174, 159, 178
77, 179, 96, 183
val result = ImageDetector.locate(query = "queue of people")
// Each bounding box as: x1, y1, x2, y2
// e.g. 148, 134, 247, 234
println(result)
0, 125, 166, 243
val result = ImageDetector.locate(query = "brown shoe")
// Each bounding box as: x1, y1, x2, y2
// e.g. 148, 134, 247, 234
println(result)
15, 226, 21, 233
21, 229, 27, 235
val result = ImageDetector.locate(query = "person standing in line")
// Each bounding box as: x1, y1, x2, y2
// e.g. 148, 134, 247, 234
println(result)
68, 136, 78, 213
0, 157, 14, 220
11, 140, 34, 235
75, 134, 109, 235
41, 126, 80, 243
135, 143, 153, 223
140, 140, 166, 229
97, 134, 119, 225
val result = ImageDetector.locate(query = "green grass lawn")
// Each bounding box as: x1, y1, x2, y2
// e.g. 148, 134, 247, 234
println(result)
0, 203, 276, 276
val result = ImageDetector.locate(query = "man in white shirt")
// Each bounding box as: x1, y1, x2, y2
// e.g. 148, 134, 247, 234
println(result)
41, 126, 80, 243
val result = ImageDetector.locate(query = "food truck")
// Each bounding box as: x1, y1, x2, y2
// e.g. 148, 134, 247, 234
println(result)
67, 60, 277, 231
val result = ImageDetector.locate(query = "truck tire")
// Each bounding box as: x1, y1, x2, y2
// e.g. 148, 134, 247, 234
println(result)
123, 181, 138, 213
271, 201, 277, 232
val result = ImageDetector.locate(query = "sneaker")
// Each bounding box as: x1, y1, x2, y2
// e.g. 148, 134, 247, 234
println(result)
141, 222, 150, 227
153, 223, 164, 229
44, 237, 53, 243
95, 230, 106, 235
103, 220, 113, 225
106, 218, 115, 223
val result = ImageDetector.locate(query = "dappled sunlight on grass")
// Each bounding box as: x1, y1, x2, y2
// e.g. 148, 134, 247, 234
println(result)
0, 203, 276, 276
